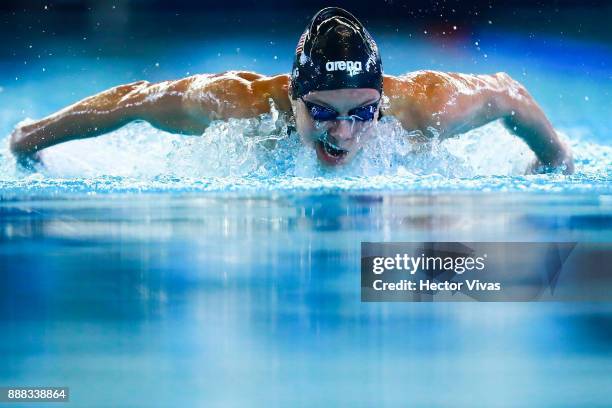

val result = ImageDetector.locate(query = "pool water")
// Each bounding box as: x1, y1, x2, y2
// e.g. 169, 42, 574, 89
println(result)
1, 11, 612, 407
2, 193, 612, 407
1, 24, 611, 195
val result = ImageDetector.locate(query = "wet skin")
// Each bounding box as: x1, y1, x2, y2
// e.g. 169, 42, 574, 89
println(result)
293, 88, 381, 166
9, 70, 574, 174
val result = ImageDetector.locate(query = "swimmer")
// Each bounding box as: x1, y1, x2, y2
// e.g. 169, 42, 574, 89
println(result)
9, 7, 573, 173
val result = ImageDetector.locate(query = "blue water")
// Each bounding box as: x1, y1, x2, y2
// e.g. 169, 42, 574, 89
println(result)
1, 15, 612, 407
2, 193, 612, 407
0, 25, 611, 194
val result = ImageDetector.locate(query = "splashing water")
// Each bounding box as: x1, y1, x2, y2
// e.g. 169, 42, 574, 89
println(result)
0, 111, 610, 196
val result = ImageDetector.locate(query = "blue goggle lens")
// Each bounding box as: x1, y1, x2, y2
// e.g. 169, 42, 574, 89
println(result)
349, 104, 377, 121
305, 101, 338, 121
303, 99, 378, 122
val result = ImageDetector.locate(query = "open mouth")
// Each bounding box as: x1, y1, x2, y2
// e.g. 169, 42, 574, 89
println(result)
315, 139, 349, 165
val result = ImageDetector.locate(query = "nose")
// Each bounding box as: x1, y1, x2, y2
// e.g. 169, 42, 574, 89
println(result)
328, 120, 354, 142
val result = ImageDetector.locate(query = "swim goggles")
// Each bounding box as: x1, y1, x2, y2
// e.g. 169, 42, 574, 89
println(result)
301, 98, 380, 122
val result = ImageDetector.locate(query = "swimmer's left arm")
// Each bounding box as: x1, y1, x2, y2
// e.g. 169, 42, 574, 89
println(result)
494, 73, 574, 174
385, 71, 574, 174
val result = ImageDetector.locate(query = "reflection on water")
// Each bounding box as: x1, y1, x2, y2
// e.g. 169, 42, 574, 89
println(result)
1, 192, 612, 406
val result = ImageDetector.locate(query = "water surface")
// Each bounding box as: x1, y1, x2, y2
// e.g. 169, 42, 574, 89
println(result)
1, 12, 611, 407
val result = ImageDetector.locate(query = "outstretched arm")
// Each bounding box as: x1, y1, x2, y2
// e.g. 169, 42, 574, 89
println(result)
9, 71, 291, 158
384, 71, 573, 174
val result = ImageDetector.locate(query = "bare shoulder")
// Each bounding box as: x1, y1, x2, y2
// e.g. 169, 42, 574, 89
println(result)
385, 70, 516, 96
383, 70, 520, 127
252, 73, 292, 113
385, 70, 491, 98
177, 71, 292, 118
382, 71, 458, 126
383, 70, 452, 95
181, 71, 286, 89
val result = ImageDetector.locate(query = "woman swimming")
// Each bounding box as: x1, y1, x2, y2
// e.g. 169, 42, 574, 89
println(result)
9, 7, 574, 173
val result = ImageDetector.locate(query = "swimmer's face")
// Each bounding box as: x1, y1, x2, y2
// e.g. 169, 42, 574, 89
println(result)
292, 88, 381, 166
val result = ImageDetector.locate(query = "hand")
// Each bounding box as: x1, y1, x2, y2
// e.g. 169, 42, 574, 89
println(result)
527, 149, 574, 175
560, 149, 575, 174
15, 151, 44, 170
9, 124, 28, 156
9, 124, 44, 169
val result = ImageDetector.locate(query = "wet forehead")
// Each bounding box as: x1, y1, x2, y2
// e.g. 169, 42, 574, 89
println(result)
304, 88, 380, 112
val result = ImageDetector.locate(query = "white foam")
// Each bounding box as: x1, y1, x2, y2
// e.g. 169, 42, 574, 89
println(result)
0, 112, 610, 194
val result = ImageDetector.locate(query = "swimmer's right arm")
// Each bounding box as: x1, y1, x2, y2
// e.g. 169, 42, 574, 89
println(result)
9, 71, 291, 158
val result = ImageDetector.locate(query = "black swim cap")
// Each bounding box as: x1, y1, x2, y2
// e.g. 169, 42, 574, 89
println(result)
290, 7, 383, 100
